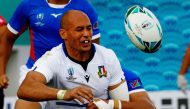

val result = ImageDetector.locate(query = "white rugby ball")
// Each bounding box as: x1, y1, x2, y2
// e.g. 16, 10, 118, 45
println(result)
124, 5, 162, 53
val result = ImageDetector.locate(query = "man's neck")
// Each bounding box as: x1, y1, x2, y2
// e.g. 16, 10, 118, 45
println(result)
47, 0, 70, 4
65, 47, 91, 62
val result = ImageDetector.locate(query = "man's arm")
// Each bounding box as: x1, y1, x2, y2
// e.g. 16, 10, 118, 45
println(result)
17, 71, 94, 103
90, 80, 155, 109
111, 80, 155, 109
178, 44, 190, 90
179, 44, 190, 75
0, 18, 18, 88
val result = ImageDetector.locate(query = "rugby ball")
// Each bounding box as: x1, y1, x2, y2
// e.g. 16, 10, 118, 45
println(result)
124, 5, 162, 53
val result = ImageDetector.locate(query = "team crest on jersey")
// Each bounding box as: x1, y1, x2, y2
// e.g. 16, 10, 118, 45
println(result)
66, 67, 76, 81
35, 13, 45, 26
98, 66, 107, 78
130, 80, 141, 88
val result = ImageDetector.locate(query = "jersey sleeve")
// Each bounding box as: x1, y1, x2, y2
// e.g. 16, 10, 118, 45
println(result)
32, 51, 56, 83
108, 50, 125, 86
123, 69, 146, 94
8, 0, 29, 34
83, 0, 100, 39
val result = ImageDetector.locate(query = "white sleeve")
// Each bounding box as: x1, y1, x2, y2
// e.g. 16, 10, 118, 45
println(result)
108, 50, 125, 86
32, 51, 56, 83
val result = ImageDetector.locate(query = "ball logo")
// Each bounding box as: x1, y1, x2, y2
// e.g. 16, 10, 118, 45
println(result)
142, 20, 153, 30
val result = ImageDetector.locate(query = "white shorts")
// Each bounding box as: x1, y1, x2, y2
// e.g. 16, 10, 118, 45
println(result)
19, 65, 46, 109
19, 65, 32, 85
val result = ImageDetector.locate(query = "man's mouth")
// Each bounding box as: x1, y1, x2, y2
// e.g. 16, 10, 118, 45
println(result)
81, 40, 91, 44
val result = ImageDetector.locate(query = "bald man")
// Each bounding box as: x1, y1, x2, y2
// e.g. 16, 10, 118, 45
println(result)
17, 10, 155, 109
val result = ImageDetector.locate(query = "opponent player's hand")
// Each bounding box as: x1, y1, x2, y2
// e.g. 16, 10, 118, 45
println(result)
64, 86, 93, 104
178, 75, 188, 91
0, 74, 9, 89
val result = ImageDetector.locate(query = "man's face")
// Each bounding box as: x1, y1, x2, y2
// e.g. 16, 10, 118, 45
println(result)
65, 15, 93, 52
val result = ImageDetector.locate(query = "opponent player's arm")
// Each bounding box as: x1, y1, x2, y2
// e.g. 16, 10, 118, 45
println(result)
0, 25, 18, 73
0, 17, 19, 88
179, 44, 190, 75
178, 44, 190, 90
17, 71, 93, 103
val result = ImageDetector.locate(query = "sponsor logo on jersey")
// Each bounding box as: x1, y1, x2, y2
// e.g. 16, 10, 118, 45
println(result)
51, 13, 62, 18
35, 13, 45, 26
84, 74, 90, 82
130, 80, 141, 88
98, 66, 107, 78
66, 67, 76, 81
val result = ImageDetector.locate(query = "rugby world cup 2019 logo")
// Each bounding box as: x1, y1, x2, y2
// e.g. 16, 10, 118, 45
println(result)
35, 13, 45, 26
66, 67, 76, 81
98, 66, 107, 78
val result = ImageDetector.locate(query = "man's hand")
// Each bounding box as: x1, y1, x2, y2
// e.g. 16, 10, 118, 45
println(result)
64, 86, 93, 104
178, 75, 188, 92
88, 99, 115, 109
0, 74, 9, 89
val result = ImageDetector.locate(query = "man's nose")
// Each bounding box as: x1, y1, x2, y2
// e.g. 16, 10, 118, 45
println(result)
83, 29, 91, 37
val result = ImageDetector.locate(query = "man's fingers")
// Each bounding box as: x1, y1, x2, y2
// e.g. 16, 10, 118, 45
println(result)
77, 91, 92, 102
78, 89, 93, 101
0, 76, 9, 89
74, 94, 85, 104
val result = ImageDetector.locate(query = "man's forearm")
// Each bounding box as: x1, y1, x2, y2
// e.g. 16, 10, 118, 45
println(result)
17, 72, 59, 101
93, 98, 155, 109
0, 25, 17, 73
179, 45, 190, 75
18, 82, 59, 101
120, 99, 155, 109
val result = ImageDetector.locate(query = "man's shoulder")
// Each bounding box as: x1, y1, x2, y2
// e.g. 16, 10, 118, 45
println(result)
94, 44, 114, 53
22, 0, 45, 6
69, 0, 94, 9
44, 44, 63, 59
71, 0, 89, 4
94, 44, 117, 61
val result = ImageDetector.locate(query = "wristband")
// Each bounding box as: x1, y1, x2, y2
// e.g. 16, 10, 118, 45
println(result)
57, 90, 67, 100
113, 100, 122, 109
93, 99, 122, 109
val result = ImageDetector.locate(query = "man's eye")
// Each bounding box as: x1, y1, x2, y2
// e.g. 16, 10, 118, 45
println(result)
76, 28, 83, 31
87, 26, 92, 30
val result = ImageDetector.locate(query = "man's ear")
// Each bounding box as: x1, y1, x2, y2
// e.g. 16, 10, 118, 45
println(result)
59, 29, 67, 40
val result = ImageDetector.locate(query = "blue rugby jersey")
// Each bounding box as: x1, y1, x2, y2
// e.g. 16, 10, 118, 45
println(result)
8, 0, 100, 68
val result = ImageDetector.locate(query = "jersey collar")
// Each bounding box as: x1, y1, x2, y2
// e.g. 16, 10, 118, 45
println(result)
62, 43, 96, 58
46, 0, 71, 8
